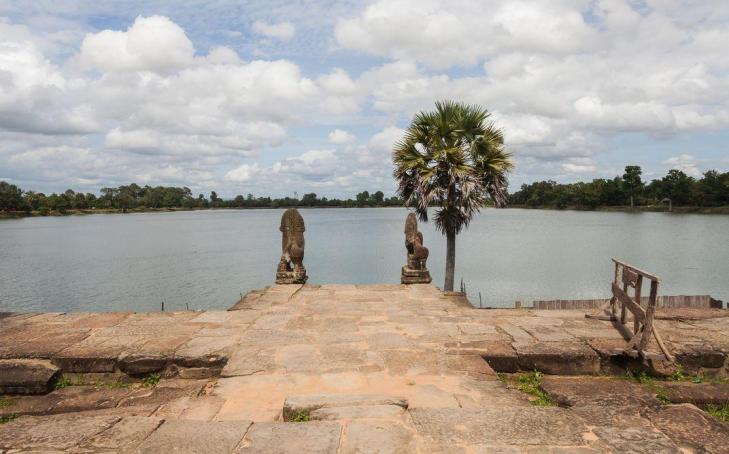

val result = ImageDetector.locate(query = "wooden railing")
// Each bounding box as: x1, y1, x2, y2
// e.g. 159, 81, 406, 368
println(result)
588, 259, 674, 362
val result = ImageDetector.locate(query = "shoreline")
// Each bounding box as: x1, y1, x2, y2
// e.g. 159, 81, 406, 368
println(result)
3, 204, 729, 219
507, 204, 729, 215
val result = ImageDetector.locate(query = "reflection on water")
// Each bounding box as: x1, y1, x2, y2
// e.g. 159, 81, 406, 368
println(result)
0, 208, 727, 312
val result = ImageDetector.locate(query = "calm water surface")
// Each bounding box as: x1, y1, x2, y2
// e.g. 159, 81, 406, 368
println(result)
1, 208, 727, 312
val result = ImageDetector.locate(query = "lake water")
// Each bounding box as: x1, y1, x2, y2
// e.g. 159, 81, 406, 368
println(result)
0, 208, 727, 312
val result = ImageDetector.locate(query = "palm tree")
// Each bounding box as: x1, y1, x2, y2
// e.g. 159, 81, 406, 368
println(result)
393, 100, 513, 292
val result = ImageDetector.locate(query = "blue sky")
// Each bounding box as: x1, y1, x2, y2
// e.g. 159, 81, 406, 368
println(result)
0, 0, 727, 197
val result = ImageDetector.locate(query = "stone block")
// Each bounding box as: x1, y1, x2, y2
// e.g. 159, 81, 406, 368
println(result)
135, 419, 251, 454
410, 407, 587, 446
76, 416, 163, 451
0, 415, 119, 451
118, 354, 170, 375
0, 359, 59, 394
236, 421, 341, 453
339, 419, 415, 453
514, 342, 600, 375
661, 382, 729, 406
310, 404, 405, 420
540, 376, 662, 408
646, 403, 729, 453
591, 426, 680, 453
282, 394, 408, 422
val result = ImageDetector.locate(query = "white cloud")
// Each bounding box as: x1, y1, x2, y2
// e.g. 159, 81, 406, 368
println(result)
251, 20, 295, 41
335, 0, 595, 69
327, 129, 355, 144
76, 15, 194, 74
224, 163, 262, 182
663, 154, 701, 177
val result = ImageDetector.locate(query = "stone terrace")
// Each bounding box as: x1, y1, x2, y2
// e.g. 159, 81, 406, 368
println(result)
1, 284, 729, 452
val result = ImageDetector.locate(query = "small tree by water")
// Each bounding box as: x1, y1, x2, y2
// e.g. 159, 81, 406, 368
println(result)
393, 100, 513, 292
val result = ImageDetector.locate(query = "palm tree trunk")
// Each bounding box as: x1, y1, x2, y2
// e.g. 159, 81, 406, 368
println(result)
444, 228, 456, 291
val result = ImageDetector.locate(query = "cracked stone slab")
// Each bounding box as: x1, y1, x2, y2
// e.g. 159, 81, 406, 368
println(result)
410, 407, 588, 447
646, 403, 729, 453
76, 416, 163, 452
135, 419, 252, 454
282, 394, 408, 421
591, 426, 680, 453
235, 421, 341, 453
0, 359, 59, 394
0, 415, 119, 451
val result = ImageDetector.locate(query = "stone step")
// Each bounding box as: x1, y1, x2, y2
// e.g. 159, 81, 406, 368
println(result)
0, 359, 59, 395
282, 394, 408, 422
661, 382, 729, 406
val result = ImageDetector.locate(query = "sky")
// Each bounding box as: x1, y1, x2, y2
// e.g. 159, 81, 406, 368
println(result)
0, 0, 728, 198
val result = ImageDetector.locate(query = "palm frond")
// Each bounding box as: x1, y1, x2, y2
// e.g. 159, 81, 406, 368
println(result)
393, 100, 513, 233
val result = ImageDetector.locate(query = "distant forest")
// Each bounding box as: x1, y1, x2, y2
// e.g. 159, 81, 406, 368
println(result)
509, 167, 729, 209
2, 166, 729, 214
0, 182, 403, 213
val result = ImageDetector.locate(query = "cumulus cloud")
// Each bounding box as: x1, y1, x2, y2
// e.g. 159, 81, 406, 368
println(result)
1, 2, 729, 195
76, 15, 194, 74
224, 163, 263, 182
663, 154, 701, 177
251, 20, 295, 41
327, 129, 355, 144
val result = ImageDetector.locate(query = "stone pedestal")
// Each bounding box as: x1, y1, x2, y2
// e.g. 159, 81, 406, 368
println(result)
276, 260, 307, 284
401, 266, 431, 284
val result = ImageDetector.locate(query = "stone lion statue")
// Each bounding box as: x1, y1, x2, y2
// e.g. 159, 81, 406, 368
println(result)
276, 208, 307, 284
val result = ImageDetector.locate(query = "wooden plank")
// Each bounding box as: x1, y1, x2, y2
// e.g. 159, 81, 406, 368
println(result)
612, 283, 646, 322
612, 258, 661, 282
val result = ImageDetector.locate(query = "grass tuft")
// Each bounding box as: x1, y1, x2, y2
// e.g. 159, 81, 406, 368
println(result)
0, 413, 18, 424
54, 375, 72, 390
290, 409, 311, 422
0, 397, 13, 409
706, 403, 729, 424
516, 371, 554, 407
141, 373, 161, 388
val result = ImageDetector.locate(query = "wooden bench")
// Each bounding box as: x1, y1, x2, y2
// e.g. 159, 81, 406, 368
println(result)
587, 259, 674, 362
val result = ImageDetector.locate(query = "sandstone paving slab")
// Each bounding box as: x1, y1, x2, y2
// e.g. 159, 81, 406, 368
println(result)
590, 426, 680, 453
134, 419, 252, 454
645, 403, 729, 453
660, 382, 729, 405
282, 394, 408, 421
46, 386, 135, 414
74, 416, 163, 452
153, 395, 225, 421
118, 380, 207, 408
0, 359, 59, 394
174, 336, 237, 368
410, 407, 589, 447
339, 419, 416, 454
540, 376, 662, 408
235, 421, 341, 453
310, 403, 406, 420
0, 415, 119, 451
513, 342, 600, 375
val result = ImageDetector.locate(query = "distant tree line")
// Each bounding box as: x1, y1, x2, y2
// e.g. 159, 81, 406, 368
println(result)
508, 167, 729, 209
0, 182, 403, 214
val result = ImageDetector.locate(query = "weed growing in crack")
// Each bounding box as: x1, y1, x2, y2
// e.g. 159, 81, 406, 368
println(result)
0, 413, 18, 424
706, 403, 729, 424
516, 371, 554, 407
290, 409, 311, 422
141, 373, 161, 388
